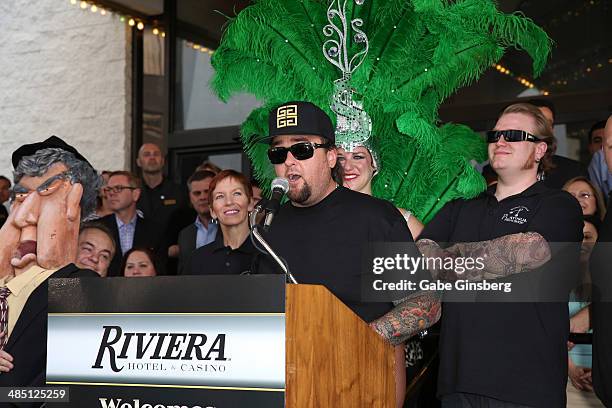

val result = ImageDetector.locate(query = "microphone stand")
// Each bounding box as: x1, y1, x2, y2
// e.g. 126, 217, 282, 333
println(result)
249, 205, 298, 284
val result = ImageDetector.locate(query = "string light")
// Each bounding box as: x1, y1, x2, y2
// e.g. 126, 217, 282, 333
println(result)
69, 2, 170, 39
492, 63, 541, 93
183, 40, 215, 56
545, 56, 612, 90
543, 0, 603, 29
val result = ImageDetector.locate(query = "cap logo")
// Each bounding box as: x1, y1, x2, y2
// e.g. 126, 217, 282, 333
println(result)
276, 104, 298, 128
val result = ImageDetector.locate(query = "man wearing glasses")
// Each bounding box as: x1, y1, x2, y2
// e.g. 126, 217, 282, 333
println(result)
258, 101, 441, 348
0, 136, 99, 388
99, 171, 164, 276
418, 103, 583, 407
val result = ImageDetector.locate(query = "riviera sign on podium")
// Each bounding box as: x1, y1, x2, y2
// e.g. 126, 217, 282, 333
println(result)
45, 275, 286, 408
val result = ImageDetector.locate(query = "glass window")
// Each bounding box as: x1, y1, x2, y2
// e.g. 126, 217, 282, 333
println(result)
175, 39, 260, 131
143, 27, 165, 145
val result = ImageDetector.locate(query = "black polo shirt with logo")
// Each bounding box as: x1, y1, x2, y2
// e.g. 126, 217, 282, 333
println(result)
138, 177, 192, 274
185, 232, 257, 276
137, 177, 188, 235
420, 181, 583, 408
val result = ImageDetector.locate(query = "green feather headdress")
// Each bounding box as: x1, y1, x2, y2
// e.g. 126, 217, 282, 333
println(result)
211, 0, 551, 222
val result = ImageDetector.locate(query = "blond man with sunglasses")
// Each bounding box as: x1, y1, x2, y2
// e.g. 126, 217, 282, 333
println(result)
418, 103, 584, 407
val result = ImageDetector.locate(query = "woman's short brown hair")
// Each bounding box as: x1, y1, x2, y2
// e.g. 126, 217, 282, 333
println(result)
207, 170, 253, 204
499, 103, 555, 174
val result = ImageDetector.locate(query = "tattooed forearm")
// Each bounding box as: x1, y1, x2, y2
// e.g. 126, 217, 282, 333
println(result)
450, 232, 551, 280
369, 291, 441, 346
416, 233, 551, 281
415, 239, 459, 281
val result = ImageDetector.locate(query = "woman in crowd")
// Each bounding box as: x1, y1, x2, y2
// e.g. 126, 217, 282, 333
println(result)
566, 216, 604, 407
122, 247, 158, 277
185, 170, 256, 275
337, 146, 424, 238
563, 178, 606, 406
563, 176, 606, 220
337, 145, 425, 408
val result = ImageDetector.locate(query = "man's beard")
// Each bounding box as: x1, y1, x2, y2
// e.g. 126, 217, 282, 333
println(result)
522, 150, 537, 171
288, 181, 311, 204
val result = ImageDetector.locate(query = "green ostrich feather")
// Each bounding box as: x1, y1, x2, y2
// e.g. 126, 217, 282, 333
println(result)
211, 0, 551, 223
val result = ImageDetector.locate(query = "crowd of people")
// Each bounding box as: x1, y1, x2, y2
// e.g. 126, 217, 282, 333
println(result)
0, 99, 610, 408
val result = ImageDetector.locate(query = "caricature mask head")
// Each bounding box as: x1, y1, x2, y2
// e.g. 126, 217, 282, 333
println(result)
0, 142, 100, 276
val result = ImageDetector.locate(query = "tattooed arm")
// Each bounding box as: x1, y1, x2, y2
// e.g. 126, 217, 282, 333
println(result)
369, 290, 441, 346
416, 232, 551, 281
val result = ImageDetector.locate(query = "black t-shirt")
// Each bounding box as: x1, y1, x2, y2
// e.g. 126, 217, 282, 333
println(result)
420, 181, 583, 408
185, 232, 257, 276
258, 186, 414, 323
591, 193, 612, 406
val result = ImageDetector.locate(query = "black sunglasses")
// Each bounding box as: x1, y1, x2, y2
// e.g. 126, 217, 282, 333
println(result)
268, 141, 331, 164
486, 129, 543, 144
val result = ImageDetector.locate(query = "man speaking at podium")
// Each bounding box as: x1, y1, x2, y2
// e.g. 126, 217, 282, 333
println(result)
257, 101, 440, 344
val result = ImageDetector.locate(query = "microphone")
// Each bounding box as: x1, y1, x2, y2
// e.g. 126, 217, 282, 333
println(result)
264, 177, 289, 228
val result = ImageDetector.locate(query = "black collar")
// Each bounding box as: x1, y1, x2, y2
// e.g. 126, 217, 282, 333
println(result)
210, 231, 252, 254
484, 181, 548, 202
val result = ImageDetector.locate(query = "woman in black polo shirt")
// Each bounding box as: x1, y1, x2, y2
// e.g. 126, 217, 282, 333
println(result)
185, 170, 256, 275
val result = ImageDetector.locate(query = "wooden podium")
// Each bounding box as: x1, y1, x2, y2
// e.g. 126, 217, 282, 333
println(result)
46, 275, 396, 407
286, 284, 396, 407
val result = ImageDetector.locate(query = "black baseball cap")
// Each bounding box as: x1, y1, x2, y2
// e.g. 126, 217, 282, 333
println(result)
12, 135, 92, 169
266, 101, 334, 144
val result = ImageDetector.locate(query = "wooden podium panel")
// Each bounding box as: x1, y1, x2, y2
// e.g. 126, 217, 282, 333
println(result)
286, 284, 395, 407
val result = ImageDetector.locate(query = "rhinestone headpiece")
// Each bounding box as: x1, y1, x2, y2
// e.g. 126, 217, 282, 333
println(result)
323, 0, 377, 168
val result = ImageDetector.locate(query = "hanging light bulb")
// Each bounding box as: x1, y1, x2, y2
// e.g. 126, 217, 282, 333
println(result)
152, 27, 159, 35
128, 18, 136, 26
137, 21, 144, 30
91, 4, 97, 12
80, 1, 88, 9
